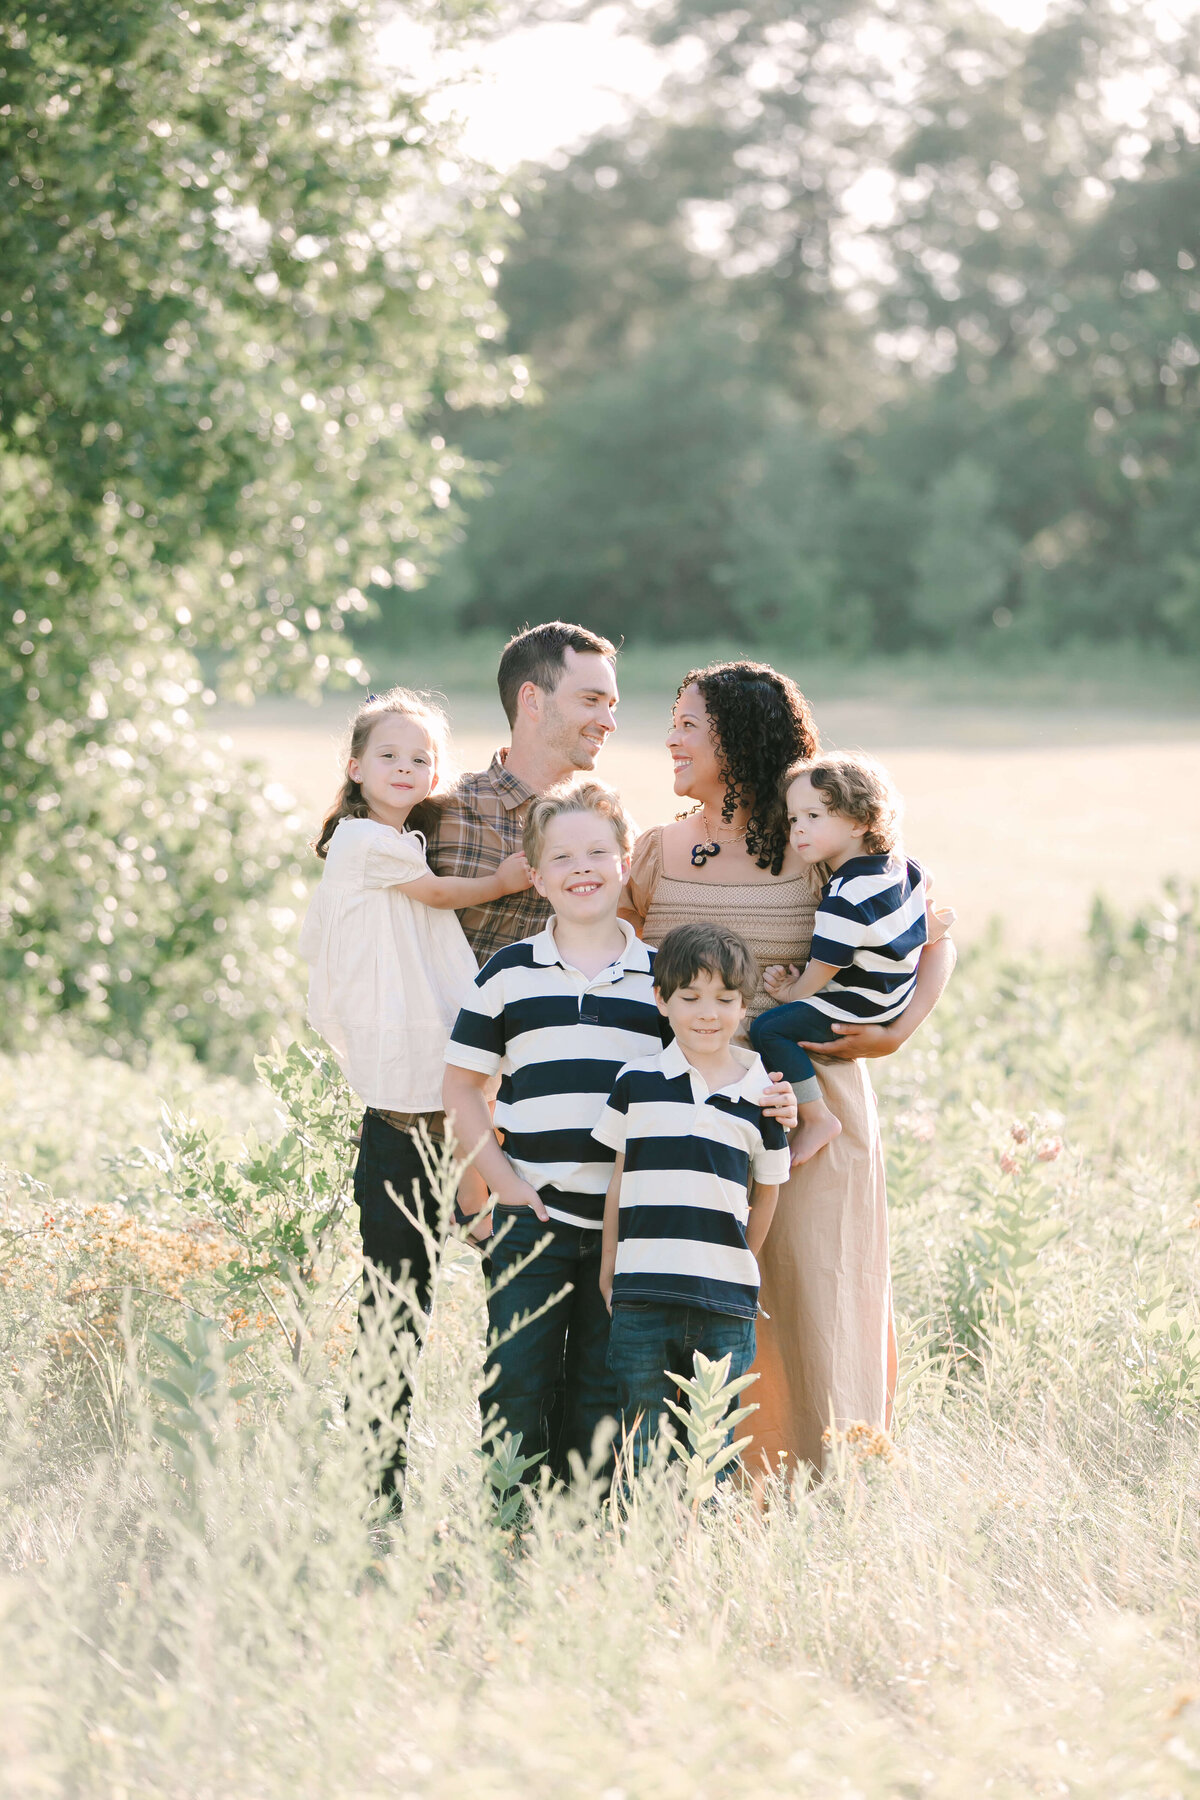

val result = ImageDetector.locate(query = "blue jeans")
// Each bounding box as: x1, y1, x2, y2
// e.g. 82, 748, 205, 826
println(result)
749, 1001, 842, 1104
607, 1301, 757, 1476
484, 1200, 619, 1485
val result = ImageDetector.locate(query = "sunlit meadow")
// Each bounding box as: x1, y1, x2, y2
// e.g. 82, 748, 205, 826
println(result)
1, 885, 1199, 1799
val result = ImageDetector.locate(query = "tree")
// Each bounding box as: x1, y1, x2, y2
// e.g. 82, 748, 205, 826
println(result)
911, 457, 1019, 640
0, 0, 517, 1057
458, 0, 1200, 654
452, 317, 854, 645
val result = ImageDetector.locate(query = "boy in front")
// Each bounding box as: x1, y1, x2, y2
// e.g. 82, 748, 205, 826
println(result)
596, 922, 791, 1475
444, 790, 797, 1485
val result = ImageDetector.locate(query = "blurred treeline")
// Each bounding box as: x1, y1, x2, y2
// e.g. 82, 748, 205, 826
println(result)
397, 0, 1200, 655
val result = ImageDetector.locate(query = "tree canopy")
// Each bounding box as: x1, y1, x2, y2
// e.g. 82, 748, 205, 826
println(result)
436, 0, 1200, 654
1, 0, 517, 1057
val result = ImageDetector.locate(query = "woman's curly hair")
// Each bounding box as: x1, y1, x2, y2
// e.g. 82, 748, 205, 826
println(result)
679, 660, 819, 874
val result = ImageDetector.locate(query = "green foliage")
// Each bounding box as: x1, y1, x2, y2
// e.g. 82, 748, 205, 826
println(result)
938, 1127, 1069, 1359
148, 1316, 255, 1493
664, 1349, 760, 1508
439, 0, 1200, 655
481, 1432, 544, 1530
0, 691, 309, 1063
144, 1038, 360, 1348
1126, 1281, 1200, 1423
1087, 879, 1200, 1034
455, 320, 856, 648
910, 458, 1020, 641
0, 0, 518, 1055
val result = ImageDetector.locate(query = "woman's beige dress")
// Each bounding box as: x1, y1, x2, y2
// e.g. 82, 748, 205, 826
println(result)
628, 827, 895, 1475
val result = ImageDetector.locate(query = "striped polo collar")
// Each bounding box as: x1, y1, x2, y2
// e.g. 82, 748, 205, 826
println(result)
530, 916, 651, 978
658, 1037, 768, 1103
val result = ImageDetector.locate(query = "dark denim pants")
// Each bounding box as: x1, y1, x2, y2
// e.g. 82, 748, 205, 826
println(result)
748, 1000, 841, 1102
353, 1109, 444, 1496
607, 1301, 757, 1476
485, 1199, 619, 1485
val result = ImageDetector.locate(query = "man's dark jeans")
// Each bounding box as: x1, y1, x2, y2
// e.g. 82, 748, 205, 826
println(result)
353, 1109, 444, 1497
607, 1301, 757, 1476
485, 1200, 619, 1485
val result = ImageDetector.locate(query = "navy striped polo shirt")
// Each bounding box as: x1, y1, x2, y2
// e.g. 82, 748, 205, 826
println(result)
804, 853, 928, 1024
592, 1042, 791, 1319
444, 920, 668, 1229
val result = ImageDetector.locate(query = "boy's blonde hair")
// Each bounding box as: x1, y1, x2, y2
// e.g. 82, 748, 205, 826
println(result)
522, 781, 634, 868
783, 752, 901, 857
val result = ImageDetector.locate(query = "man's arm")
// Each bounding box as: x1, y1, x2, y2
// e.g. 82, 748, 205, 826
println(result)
599, 1153, 625, 1313
442, 1064, 549, 1220
745, 1182, 780, 1257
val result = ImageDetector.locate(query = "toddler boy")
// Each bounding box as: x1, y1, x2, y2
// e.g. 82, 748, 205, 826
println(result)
749, 751, 930, 1166
596, 922, 791, 1475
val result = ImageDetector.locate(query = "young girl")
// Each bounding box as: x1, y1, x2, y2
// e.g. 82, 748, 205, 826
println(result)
300, 687, 530, 1498
748, 752, 932, 1167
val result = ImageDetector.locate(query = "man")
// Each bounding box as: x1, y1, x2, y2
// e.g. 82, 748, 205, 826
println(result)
424, 620, 621, 965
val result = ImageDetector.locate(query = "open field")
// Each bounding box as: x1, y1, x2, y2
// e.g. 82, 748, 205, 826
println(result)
216, 654, 1200, 948
2, 912, 1200, 1796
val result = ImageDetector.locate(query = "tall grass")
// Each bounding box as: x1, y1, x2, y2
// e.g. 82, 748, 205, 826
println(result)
2, 888, 1200, 1797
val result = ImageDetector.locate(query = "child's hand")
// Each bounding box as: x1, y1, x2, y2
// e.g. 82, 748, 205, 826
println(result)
758, 1073, 798, 1131
922, 872, 956, 944
495, 851, 533, 896
494, 1175, 550, 1221
763, 963, 802, 1002
599, 1269, 613, 1315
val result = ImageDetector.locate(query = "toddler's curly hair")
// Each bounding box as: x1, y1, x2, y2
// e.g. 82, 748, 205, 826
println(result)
783, 752, 901, 857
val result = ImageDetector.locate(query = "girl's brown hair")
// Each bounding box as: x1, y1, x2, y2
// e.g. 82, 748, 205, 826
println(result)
314, 688, 451, 859
783, 752, 901, 857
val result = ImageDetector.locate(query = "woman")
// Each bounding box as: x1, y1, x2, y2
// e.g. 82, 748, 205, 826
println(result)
619, 661, 956, 1475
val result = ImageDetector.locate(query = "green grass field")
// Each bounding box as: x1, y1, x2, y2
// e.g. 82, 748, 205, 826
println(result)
2, 890, 1199, 1797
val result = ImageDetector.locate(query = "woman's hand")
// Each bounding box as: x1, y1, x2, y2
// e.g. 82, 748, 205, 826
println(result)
763, 963, 802, 1002
797, 1021, 903, 1062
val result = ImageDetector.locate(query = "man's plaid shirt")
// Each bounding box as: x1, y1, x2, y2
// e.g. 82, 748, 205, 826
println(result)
424, 749, 552, 967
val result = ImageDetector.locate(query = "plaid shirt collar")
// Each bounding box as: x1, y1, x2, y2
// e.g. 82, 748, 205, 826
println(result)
483, 748, 536, 812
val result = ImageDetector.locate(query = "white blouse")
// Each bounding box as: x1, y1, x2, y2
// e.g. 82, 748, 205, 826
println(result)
298, 817, 479, 1112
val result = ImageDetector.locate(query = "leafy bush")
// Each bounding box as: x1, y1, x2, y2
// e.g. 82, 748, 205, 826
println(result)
0, 0, 519, 1059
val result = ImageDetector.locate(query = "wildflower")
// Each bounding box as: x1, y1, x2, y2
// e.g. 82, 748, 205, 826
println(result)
999, 1151, 1019, 1175
1010, 1122, 1030, 1144
822, 1421, 897, 1466
1036, 1137, 1063, 1163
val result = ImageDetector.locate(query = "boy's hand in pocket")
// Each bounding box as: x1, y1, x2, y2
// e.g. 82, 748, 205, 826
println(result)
495, 1175, 550, 1221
